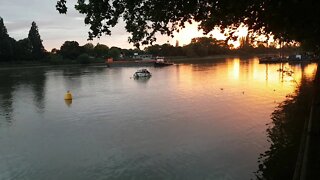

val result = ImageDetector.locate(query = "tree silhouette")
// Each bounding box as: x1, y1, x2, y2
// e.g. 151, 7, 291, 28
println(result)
93, 43, 109, 58
56, 0, 320, 51
28, 21, 46, 60
0, 17, 15, 62
15, 38, 33, 61
59, 41, 82, 59
0, 17, 9, 40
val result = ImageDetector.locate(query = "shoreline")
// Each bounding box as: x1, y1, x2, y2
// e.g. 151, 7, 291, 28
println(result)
0, 53, 276, 70
0, 62, 107, 71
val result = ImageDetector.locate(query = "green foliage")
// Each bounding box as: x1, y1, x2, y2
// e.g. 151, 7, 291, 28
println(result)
121, 48, 141, 57
28, 21, 46, 60
15, 38, 33, 61
76, 53, 91, 64
145, 44, 161, 56
59, 41, 82, 60
82, 43, 95, 56
0, 37, 15, 62
93, 43, 109, 58
108, 47, 121, 59
47, 54, 64, 65
145, 43, 185, 57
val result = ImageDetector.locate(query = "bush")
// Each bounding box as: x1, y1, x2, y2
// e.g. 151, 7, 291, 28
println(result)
48, 54, 64, 65
77, 53, 91, 64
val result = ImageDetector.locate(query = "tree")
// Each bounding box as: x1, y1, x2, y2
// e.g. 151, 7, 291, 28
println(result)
93, 43, 109, 58
51, 48, 59, 54
108, 47, 121, 59
239, 35, 252, 49
56, 0, 320, 52
0, 17, 9, 40
59, 41, 81, 60
82, 43, 95, 56
145, 44, 161, 56
15, 38, 33, 61
28, 21, 46, 60
77, 53, 91, 64
188, 37, 229, 56
0, 17, 15, 62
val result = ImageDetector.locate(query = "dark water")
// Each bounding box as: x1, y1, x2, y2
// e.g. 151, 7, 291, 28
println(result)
0, 58, 317, 179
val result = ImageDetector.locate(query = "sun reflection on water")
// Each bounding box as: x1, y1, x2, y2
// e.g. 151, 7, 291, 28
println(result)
176, 58, 317, 108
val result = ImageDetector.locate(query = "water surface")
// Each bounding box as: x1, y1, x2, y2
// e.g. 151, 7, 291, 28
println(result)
0, 58, 317, 179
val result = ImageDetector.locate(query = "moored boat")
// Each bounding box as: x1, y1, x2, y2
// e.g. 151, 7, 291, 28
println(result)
259, 56, 287, 64
154, 56, 174, 67
133, 69, 152, 78
106, 58, 156, 67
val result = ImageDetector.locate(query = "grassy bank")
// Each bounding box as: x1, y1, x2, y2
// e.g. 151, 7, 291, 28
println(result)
0, 55, 107, 70
0, 60, 106, 70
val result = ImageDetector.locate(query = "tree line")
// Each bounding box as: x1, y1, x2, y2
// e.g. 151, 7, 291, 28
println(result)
50, 41, 143, 64
0, 18, 46, 62
0, 17, 143, 64
145, 37, 298, 58
1, 16, 298, 64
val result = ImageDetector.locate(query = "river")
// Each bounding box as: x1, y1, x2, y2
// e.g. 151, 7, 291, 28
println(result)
0, 58, 317, 179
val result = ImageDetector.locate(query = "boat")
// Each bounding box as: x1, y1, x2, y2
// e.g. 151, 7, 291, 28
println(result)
288, 54, 312, 64
154, 56, 174, 67
133, 69, 152, 78
259, 56, 287, 64
105, 58, 155, 67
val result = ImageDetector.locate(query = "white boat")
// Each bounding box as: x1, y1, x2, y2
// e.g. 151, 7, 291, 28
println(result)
154, 56, 174, 67
133, 69, 152, 78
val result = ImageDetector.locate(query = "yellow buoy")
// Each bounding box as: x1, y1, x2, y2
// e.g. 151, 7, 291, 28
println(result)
64, 99, 72, 107
64, 90, 73, 100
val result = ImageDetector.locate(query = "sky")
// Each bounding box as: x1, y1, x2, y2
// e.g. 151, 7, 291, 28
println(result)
0, 0, 247, 51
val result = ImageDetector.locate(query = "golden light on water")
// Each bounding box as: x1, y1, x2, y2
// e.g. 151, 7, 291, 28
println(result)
176, 59, 317, 106
228, 58, 240, 80
304, 64, 318, 79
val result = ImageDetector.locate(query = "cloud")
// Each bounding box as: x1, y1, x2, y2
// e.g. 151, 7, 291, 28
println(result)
0, 0, 175, 50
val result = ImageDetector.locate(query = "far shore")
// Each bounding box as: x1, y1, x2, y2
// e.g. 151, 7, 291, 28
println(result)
0, 53, 276, 70
0, 61, 106, 71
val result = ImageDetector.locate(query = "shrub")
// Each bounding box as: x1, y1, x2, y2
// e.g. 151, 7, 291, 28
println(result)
77, 53, 91, 64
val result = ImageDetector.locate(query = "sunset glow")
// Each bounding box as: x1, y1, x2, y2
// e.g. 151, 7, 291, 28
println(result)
170, 21, 250, 48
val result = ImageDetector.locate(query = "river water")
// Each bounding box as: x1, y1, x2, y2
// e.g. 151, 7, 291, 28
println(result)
0, 58, 317, 179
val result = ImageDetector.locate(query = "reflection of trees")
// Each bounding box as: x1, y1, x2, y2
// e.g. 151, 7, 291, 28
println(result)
30, 69, 46, 112
0, 72, 14, 125
255, 77, 313, 179
0, 68, 47, 125
62, 68, 83, 90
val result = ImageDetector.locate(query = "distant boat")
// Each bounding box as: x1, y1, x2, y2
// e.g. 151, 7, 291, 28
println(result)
133, 69, 152, 78
105, 57, 155, 67
288, 54, 312, 64
259, 56, 287, 64
154, 56, 174, 67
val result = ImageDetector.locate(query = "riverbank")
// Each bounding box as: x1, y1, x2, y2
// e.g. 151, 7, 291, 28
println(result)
0, 53, 279, 70
0, 61, 107, 70
293, 62, 320, 179
0, 55, 236, 70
